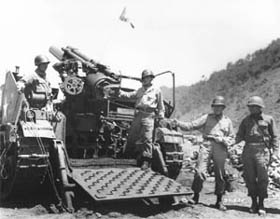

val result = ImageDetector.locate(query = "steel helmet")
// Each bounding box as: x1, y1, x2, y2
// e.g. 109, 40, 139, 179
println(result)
247, 96, 264, 108
34, 55, 50, 66
211, 96, 226, 107
141, 69, 155, 80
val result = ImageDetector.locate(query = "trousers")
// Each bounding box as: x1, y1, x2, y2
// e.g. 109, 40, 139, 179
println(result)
125, 111, 154, 159
242, 145, 269, 198
191, 141, 228, 195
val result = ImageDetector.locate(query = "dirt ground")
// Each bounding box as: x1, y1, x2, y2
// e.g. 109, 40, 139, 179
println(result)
1, 169, 280, 219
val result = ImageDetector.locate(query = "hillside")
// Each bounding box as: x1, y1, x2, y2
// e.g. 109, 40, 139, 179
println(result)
162, 38, 280, 130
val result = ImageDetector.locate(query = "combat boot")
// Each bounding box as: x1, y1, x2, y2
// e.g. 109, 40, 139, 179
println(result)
258, 197, 266, 216
188, 192, 199, 204
215, 194, 227, 211
141, 158, 151, 170
249, 196, 258, 214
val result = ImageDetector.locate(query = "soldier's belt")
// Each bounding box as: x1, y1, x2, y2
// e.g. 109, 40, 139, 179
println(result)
135, 108, 155, 114
203, 137, 215, 141
246, 142, 266, 147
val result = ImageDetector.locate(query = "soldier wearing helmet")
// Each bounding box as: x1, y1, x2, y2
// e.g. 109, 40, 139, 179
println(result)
141, 69, 155, 80
247, 95, 265, 108
235, 96, 279, 215
172, 96, 234, 211
112, 69, 164, 170
17, 54, 52, 109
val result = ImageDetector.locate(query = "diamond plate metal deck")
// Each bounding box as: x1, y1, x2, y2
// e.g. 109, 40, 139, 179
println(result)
71, 168, 192, 201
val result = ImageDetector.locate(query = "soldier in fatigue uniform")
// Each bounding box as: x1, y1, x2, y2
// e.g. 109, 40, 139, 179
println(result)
173, 96, 235, 211
235, 96, 279, 216
114, 69, 165, 170
17, 54, 53, 110
17, 55, 65, 142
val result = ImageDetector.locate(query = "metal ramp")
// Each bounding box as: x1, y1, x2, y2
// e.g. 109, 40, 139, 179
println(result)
71, 167, 192, 201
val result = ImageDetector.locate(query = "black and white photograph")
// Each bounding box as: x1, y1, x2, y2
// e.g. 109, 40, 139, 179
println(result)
0, 0, 280, 218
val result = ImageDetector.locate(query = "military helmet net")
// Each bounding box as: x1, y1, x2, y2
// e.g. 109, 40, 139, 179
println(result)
34, 55, 50, 66
211, 96, 226, 107
247, 96, 264, 108
141, 69, 155, 80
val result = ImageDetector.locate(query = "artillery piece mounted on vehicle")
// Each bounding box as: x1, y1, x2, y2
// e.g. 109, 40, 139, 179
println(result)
0, 46, 191, 212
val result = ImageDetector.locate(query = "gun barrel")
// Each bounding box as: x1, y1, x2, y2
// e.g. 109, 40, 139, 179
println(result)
49, 46, 140, 82
67, 46, 97, 64
49, 46, 64, 61
117, 75, 141, 81
62, 47, 85, 62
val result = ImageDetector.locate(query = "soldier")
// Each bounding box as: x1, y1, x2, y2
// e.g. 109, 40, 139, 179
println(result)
108, 69, 165, 170
17, 55, 66, 142
172, 96, 234, 210
17, 55, 53, 110
235, 96, 279, 216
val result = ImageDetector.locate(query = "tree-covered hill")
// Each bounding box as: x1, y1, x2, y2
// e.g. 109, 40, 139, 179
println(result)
162, 38, 280, 130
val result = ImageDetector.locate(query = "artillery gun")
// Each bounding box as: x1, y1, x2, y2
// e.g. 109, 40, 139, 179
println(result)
0, 46, 191, 212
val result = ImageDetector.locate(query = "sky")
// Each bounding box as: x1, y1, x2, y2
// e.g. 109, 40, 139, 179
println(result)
1, 0, 280, 88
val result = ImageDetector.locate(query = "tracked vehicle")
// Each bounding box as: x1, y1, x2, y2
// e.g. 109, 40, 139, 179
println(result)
0, 46, 191, 212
